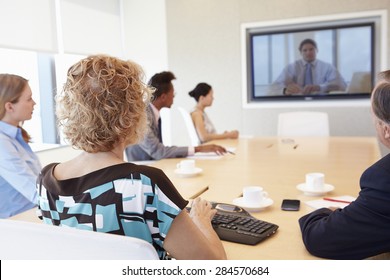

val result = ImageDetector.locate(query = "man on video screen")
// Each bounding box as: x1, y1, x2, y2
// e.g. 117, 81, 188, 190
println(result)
272, 38, 347, 95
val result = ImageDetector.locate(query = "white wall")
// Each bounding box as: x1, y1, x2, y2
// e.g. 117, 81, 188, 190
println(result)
0, 0, 125, 56
1, 0, 389, 155
60, 0, 123, 56
121, 0, 168, 77
0, 0, 56, 52
160, 0, 390, 156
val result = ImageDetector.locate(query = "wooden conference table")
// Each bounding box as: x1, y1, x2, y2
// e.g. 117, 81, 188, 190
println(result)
11, 137, 381, 260
151, 136, 381, 259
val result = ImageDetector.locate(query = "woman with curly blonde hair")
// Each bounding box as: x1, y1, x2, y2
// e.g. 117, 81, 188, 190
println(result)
37, 55, 226, 260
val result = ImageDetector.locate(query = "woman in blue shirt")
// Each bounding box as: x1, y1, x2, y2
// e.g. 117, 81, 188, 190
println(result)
0, 74, 41, 218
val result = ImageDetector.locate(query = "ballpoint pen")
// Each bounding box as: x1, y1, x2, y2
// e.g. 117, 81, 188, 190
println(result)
227, 151, 235, 155
189, 185, 210, 199
323, 197, 352, 204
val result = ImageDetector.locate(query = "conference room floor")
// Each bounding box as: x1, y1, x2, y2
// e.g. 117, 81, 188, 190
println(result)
10, 136, 381, 259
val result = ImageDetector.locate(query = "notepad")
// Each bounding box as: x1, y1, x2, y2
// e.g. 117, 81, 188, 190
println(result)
305, 195, 356, 209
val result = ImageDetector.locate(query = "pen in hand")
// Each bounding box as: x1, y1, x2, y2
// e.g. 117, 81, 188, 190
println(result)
189, 185, 210, 200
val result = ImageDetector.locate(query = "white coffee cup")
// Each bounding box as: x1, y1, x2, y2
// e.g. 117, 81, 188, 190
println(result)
176, 159, 196, 173
305, 173, 325, 189
243, 186, 268, 205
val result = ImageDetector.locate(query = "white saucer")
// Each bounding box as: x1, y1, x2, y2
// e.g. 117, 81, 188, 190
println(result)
296, 183, 335, 196
174, 167, 202, 177
232, 197, 274, 212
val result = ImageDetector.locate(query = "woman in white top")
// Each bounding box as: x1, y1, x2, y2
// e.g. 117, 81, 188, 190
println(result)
189, 82, 238, 143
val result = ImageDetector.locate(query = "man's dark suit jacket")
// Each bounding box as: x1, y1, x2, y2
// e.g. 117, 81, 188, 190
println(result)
299, 153, 390, 259
125, 105, 188, 161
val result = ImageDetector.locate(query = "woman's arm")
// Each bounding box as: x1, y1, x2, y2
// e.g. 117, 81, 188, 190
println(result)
191, 111, 238, 143
163, 197, 227, 260
0, 138, 40, 204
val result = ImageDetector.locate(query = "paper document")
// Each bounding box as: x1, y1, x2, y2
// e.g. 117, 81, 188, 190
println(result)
129, 160, 154, 166
305, 195, 356, 209
187, 153, 223, 160
187, 147, 236, 160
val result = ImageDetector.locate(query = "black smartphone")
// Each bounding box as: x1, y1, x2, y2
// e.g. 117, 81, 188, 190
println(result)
281, 199, 300, 211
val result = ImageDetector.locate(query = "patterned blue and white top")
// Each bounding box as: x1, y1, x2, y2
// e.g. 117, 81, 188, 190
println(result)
37, 162, 188, 259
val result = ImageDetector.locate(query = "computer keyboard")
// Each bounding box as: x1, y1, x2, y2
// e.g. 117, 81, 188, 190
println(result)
188, 202, 279, 245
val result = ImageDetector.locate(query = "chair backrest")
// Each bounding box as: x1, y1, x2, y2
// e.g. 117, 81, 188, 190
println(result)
277, 111, 330, 137
0, 219, 159, 260
178, 107, 200, 146
35, 145, 82, 167
347, 72, 372, 93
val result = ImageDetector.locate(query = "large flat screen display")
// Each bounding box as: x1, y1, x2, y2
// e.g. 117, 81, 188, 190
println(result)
243, 15, 381, 102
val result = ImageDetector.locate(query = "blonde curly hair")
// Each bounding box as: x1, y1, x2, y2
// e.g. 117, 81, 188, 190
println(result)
56, 55, 152, 153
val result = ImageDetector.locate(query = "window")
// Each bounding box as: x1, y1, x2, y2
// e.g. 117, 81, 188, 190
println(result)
0, 47, 85, 145
0, 48, 43, 143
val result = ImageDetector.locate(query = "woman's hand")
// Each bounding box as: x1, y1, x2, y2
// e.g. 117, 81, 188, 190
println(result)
189, 197, 217, 224
224, 130, 239, 139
